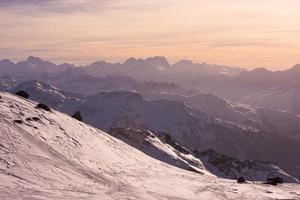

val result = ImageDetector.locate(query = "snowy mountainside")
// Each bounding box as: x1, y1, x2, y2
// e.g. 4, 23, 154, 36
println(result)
239, 79, 300, 115
162, 64, 300, 103
12, 79, 300, 140
10, 80, 83, 115
2, 92, 300, 199
109, 127, 298, 182
0, 76, 18, 91
198, 150, 297, 182
10, 81, 300, 179
143, 91, 300, 139
75, 92, 300, 179
25, 70, 300, 140
109, 127, 206, 175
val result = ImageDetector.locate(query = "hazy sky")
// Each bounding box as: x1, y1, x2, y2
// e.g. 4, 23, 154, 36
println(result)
1, 0, 300, 70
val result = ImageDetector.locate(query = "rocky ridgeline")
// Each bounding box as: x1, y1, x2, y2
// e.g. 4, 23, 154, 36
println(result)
108, 127, 299, 183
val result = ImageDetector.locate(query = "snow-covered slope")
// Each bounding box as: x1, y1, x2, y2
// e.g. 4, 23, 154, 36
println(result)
2, 93, 300, 199
1, 92, 300, 199
75, 92, 300, 178
198, 150, 297, 182
109, 127, 298, 183
9, 81, 300, 179
10, 80, 83, 115
12, 80, 300, 140
32, 70, 300, 140
109, 127, 206, 174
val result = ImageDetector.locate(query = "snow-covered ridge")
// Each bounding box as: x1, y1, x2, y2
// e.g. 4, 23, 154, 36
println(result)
109, 127, 298, 183
109, 127, 207, 175
1, 92, 300, 199
144, 91, 300, 139
198, 150, 298, 182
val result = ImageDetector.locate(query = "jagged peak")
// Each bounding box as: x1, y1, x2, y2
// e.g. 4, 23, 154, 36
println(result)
91, 60, 113, 66
249, 67, 271, 73
124, 56, 170, 67
173, 59, 195, 66
287, 64, 300, 73
145, 56, 170, 66
124, 57, 138, 64
26, 56, 44, 63
58, 62, 75, 68
0, 59, 14, 65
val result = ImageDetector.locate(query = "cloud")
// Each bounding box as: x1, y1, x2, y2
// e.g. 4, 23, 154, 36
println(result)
0, 0, 97, 14
0, 0, 167, 14
211, 41, 293, 48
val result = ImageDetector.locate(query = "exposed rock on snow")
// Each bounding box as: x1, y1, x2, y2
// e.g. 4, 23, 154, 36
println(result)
264, 177, 284, 186
36, 103, 51, 112
237, 177, 246, 184
72, 111, 83, 122
15, 90, 29, 99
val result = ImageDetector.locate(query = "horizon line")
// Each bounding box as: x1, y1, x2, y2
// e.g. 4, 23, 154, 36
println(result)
2, 55, 299, 72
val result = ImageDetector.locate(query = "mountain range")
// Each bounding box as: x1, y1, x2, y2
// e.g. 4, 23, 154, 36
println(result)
1, 56, 300, 198
2, 56, 300, 115
7, 80, 300, 180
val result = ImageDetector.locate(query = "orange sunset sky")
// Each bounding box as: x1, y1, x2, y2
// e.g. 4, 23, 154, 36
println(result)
1, 0, 300, 70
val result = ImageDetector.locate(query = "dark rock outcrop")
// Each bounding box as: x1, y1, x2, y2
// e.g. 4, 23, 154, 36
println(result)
26, 117, 41, 122
72, 111, 83, 122
237, 177, 246, 183
15, 91, 29, 99
13, 120, 23, 124
36, 103, 51, 112
264, 177, 283, 186
32, 117, 41, 121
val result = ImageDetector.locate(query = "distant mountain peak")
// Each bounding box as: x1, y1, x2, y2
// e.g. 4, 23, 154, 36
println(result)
27, 56, 44, 63
0, 59, 14, 65
174, 59, 195, 66
124, 57, 138, 65
92, 60, 112, 66
145, 56, 170, 66
288, 64, 300, 73
58, 62, 75, 68
250, 67, 270, 73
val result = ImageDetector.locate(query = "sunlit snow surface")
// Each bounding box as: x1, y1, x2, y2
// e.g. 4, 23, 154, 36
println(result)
0, 92, 299, 199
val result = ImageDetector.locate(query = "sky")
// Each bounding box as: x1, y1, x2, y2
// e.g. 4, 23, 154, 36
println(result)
1, 0, 300, 70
